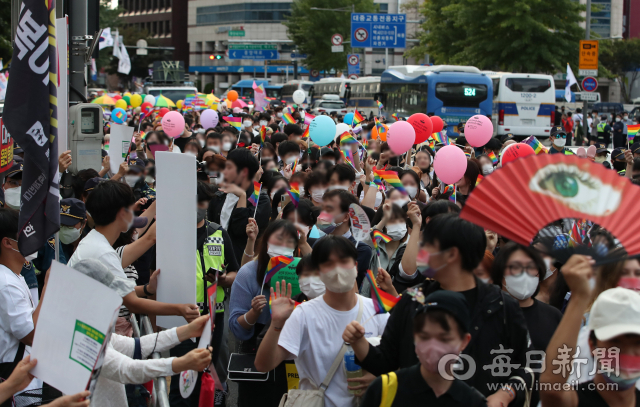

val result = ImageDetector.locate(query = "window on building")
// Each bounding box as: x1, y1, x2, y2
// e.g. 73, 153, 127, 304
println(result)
378, 3, 389, 13
166, 20, 171, 34
196, 3, 292, 25
153, 21, 158, 35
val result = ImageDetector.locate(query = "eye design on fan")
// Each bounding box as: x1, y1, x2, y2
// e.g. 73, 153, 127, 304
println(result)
528, 163, 622, 216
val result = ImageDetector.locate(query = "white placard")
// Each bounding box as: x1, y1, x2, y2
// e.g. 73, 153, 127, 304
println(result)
156, 152, 197, 328
108, 124, 134, 169
331, 45, 344, 53
30, 261, 122, 396
56, 17, 69, 153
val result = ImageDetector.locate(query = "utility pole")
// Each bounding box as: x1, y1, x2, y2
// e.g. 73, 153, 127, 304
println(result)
69, 0, 88, 103
583, 0, 591, 126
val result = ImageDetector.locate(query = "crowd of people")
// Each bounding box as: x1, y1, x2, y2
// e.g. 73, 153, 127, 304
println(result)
1, 99, 640, 407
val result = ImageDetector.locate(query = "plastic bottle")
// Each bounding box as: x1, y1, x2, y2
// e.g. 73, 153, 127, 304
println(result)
344, 344, 363, 394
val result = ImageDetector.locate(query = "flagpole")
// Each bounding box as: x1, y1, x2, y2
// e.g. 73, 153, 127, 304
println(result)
253, 184, 261, 219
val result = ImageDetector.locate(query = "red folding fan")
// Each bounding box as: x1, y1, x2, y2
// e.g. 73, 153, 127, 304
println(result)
460, 153, 640, 255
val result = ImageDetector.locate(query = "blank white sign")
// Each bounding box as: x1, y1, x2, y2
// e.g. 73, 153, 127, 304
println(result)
108, 124, 134, 170
156, 151, 197, 328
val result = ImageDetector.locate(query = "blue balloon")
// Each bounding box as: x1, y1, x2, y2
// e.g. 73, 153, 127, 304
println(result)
343, 112, 354, 126
309, 115, 337, 147
111, 108, 128, 124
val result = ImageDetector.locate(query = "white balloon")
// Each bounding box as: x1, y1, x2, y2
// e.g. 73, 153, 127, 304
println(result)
335, 123, 350, 140
293, 89, 306, 104
144, 95, 156, 106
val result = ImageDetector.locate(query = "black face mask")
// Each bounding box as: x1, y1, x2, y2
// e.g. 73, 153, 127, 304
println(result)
613, 161, 627, 172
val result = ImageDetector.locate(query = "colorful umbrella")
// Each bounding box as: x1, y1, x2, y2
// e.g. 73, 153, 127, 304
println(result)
232, 99, 248, 108
155, 94, 176, 107
91, 95, 116, 106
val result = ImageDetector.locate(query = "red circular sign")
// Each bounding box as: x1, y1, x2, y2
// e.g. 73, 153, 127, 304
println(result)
331, 34, 343, 46
348, 74, 359, 80
354, 28, 368, 43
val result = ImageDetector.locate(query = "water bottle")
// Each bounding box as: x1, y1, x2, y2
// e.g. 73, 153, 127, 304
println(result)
344, 344, 362, 394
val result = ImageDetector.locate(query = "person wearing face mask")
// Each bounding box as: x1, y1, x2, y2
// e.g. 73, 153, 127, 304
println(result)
294, 254, 325, 302
205, 132, 223, 154
541, 261, 640, 407
327, 163, 357, 193
549, 126, 574, 155
589, 109, 600, 142
2, 160, 23, 211
345, 214, 533, 406
56, 198, 88, 264
400, 169, 426, 202
182, 140, 203, 159
172, 115, 196, 153
277, 141, 301, 174
453, 158, 480, 206
613, 113, 626, 148
283, 123, 304, 142
597, 115, 612, 147
304, 172, 328, 207
610, 148, 630, 175
360, 291, 485, 407
317, 190, 373, 288
120, 158, 156, 203
414, 149, 435, 191
229, 220, 299, 407
255, 235, 389, 407
477, 154, 495, 176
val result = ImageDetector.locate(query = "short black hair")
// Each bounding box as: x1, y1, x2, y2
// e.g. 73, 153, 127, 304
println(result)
283, 198, 320, 227
296, 254, 317, 276
327, 163, 356, 184
197, 181, 215, 203
312, 235, 358, 265
206, 132, 223, 142
303, 172, 327, 199
484, 137, 502, 152
413, 309, 466, 337
422, 213, 486, 271
284, 124, 303, 136
278, 140, 301, 158
227, 148, 260, 179
491, 242, 545, 297
271, 132, 288, 146
185, 116, 194, 128
423, 200, 461, 220
323, 189, 358, 213
73, 168, 100, 199
0, 208, 19, 256
85, 180, 136, 226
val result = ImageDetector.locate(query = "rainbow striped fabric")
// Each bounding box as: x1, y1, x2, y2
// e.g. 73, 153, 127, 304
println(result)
282, 113, 296, 124
431, 131, 450, 146
376, 100, 384, 110
523, 136, 548, 154
391, 113, 399, 121
301, 126, 309, 139
223, 116, 242, 130
475, 174, 484, 186
352, 110, 365, 126
248, 181, 261, 206
488, 151, 498, 165
340, 148, 355, 169
287, 182, 300, 207
260, 126, 267, 145
374, 118, 388, 140
291, 157, 299, 174
339, 132, 358, 145
304, 113, 316, 125
264, 256, 293, 284
365, 269, 400, 314
443, 185, 456, 203
374, 169, 407, 195
628, 124, 640, 143
372, 230, 392, 257
464, 152, 471, 158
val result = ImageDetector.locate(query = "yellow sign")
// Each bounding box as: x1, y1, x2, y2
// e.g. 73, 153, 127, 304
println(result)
579, 40, 599, 70
285, 362, 300, 390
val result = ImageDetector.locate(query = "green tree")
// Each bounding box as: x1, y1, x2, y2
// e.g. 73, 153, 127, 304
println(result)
284, 0, 376, 74
408, 0, 585, 73
600, 38, 640, 103
0, 0, 11, 67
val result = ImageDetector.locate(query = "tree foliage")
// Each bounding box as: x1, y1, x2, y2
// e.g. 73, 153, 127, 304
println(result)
600, 38, 640, 103
0, 0, 11, 67
284, 0, 376, 74
408, 0, 585, 73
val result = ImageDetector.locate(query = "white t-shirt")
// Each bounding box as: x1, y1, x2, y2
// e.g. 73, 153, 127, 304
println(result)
0, 264, 35, 363
68, 229, 127, 280
278, 294, 389, 407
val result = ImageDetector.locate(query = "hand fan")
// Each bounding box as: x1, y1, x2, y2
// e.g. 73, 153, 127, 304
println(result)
461, 153, 640, 255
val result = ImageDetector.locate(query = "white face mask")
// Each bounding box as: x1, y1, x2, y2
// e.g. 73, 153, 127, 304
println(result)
277, 112, 283, 118
145, 175, 155, 184
253, 125, 260, 130
543, 258, 556, 280
386, 223, 407, 241
124, 175, 139, 187
616, 117, 621, 122
59, 226, 82, 244
553, 138, 566, 147
299, 186, 305, 196
624, 116, 629, 120
311, 188, 326, 202
595, 156, 606, 164
405, 186, 418, 199
198, 139, 205, 148
298, 276, 326, 299
260, 120, 268, 126
209, 145, 220, 154
327, 185, 348, 191
186, 151, 198, 157
480, 277, 490, 284
222, 142, 232, 152
4, 187, 21, 210
482, 164, 494, 175
243, 120, 252, 128
286, 156, 297, 166
392, 197, 410, 208
267, 244, 294, 258
319, 265, 357, 293
504, 273, 539, 300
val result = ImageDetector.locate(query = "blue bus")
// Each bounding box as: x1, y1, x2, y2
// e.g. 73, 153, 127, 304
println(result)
347, 76, 382, 118
379, 65, 493, 125
223, 79, 284, 104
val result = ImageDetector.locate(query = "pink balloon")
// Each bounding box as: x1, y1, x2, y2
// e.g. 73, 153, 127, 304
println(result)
433, 145, 468, 184
232, 107, 242, 114
162, 111, 185, 138
587, 145, 597, 158
464, 115, 493, 147
201, 109, 219, 128
576, 147, 587, 158
387, 121, 416, 155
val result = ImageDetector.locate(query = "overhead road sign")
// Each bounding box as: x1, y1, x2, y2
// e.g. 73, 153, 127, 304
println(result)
351, 13, 406, 49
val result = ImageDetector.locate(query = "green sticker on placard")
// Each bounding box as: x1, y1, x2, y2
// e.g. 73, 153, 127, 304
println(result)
69, 320, 105, 370
269, 257, 301, 297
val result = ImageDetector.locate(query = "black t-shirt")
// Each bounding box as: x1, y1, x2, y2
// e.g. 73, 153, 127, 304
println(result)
577, 380, 640, 407
173, 135, 195, 152
461, 286, 479, 311
520, 299, 563, 351
361, 364, 487, 407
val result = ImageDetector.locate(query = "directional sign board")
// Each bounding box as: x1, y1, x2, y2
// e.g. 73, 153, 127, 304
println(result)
579, 40, 598, 77
351, 13, 406, 49
347, 54, 360, 76
581, 77, 598, 92
228, 44, 278, 60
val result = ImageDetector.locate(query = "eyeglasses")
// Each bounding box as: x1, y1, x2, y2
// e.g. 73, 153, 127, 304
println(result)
506, 263, 539, 277
555, 134, 567, 139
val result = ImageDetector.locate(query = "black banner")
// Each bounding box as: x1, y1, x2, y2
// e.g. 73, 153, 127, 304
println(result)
4, 0, 59, 255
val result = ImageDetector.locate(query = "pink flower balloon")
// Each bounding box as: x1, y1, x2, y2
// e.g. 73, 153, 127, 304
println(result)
433, 145, 468, 184
387, 121, 416, 155
162, 111, 186, 138
464, 115, 494, 147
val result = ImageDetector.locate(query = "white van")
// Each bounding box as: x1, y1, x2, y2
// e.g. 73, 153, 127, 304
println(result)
488, 73, 556, 138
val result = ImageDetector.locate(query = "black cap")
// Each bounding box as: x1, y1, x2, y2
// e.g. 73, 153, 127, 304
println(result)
500, 133, 514, 143
611, 148, 626, 161
5, 160, 23, 179
320, 147, 336, 159
12, 142, 23, 154
283, 123, 303, 136
418, 291, 471, 334
550, 126, 566, 137
127, 158, 145, 174
84, 177, 103, 193
631, 143, 640, 154
60, 198, 87, 226
594, 143, 609, 155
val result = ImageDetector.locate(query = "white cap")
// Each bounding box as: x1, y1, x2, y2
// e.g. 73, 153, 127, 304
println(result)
588, 287, 640, 341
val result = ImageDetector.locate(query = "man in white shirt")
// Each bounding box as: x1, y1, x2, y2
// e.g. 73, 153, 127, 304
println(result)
255, 236, 388, 407
68, 180, 199, 323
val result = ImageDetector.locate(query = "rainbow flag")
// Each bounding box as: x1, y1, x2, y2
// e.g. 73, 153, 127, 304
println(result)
628, 124, 640, 143
287, 182, 300, 207
373, 173, 385, 191
431, 131, 450, 146
114, 110, 124, 121
475, 174, 484, 186
391, 113, 399, 121
339, 131, 358, 145
374, 169, 407, 195
304, 113, 316, 125
282, 113, 296, 124
523, 136, 548, 154
260, 125, 267, 145
464, 152, 471, 158
301, 126, 309, 139
487, 151, 498, 165
443, 185, 456, 203
352, 110, 365, 127
223, 116, 242, 130
264, 256, 293, 284
428, 138, 435, 149
341, 148, 355, 169
374, 117, 388, 141
365, 269, 400, 314
248, 181, 261, 206
291, 157, 299, 174
376, 100, 384, 110
372, 230, 392, 254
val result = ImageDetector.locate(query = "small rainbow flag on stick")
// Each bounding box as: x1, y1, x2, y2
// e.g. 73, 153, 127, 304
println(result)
523, 136, 548, 154
372, 230, 392, 254
431, 131, 450, 146
488, 151, 498, 165
443, 185, 456, 203
391, 113, 399, 121
475, 174, 484, 186
341, 148, 355, 169
365, 269, 400, 314
374, 169, 407, 195
304, 113, 316, 125
374, 118, 388, 140
287, 182, 300, 208
263, 256, 293, 286
223, 116, 242, 130
290, 157, 299, 174
301, 126, 309, 139
628, 124, 640, 144
282, 113, 296, 124
339, 131, 358, 145
248, 181, 261, 206
260, 125, 267, 145
352, 110, 365, 127
376, 100, 384, 110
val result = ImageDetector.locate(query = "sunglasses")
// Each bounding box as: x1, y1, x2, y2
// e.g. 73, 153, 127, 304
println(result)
555, 134, 567, 139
